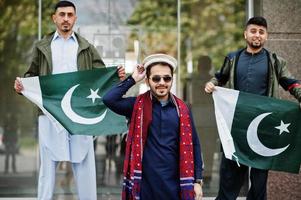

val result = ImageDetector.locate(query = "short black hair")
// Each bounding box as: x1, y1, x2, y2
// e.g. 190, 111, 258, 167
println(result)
246, 16, 267, 29
54, 1, 76, 13
146, 62, 173, 78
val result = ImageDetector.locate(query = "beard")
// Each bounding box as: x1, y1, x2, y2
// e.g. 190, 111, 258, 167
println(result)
248, 40, 264, 50
250, 43, 262, 49
61, 23, 71, 32
62, 29, 70, 32
149, 85, 170, 101
62, 27, 70, 32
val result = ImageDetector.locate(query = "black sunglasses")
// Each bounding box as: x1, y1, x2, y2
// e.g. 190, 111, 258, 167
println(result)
150, 75, 173, 83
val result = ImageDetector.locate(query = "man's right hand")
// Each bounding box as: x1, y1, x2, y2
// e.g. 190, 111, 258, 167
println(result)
132, 64, 146, 83
204, 82, 216, 94
14, 77, 24, 94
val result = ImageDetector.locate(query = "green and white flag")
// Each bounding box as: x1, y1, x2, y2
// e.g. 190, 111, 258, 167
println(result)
213, 86, 301, 173
21, 67, 127, 136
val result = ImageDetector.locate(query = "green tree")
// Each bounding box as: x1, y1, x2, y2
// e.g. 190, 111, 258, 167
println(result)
0, 0, 56, 136
127, 0, 245, 75
127, 0, 178, 56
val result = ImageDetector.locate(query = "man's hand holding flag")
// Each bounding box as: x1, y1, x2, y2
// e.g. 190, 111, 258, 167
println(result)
16, 67, 127, 136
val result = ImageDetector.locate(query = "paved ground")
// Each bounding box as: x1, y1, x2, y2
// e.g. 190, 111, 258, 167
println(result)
0, 198, 247, 200
0, 138, 249, 199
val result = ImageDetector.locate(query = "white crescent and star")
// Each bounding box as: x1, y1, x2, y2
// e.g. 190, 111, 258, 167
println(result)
246, 112, 290, 157
61, 84, 107, 125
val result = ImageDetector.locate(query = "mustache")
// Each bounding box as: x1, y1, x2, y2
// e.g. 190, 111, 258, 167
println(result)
155, 85, 168, 89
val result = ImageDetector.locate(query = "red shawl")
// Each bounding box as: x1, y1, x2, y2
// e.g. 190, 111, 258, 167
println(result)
122, 91, 195, 200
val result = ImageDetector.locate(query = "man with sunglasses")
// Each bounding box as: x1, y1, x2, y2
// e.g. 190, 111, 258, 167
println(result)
103, 54, 203, 200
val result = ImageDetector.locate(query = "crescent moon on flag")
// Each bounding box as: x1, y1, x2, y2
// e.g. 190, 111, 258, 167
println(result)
247, 112, 289, 157
61, 84, 107, 125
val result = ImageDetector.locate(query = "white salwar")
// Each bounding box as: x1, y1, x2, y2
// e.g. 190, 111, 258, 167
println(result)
37, 115, 96, 200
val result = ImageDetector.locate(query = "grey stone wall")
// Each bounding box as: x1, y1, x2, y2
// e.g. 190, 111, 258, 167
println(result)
258, 0, 301, 199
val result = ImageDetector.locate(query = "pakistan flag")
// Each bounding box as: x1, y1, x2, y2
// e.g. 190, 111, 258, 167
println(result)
21, 67, 127, 136
213, 87, 301, 173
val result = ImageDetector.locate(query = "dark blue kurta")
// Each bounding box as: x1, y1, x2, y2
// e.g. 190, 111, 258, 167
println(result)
235, 49, 268, 95
103, 76, 203, 200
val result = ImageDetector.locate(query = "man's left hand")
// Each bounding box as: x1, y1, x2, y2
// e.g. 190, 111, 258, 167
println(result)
194, 183, 203, 200
117, 65, 126, 81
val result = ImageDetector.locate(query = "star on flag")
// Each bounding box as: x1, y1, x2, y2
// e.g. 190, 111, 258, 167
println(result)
86, 88, 101, 103
275, 120, 290, 135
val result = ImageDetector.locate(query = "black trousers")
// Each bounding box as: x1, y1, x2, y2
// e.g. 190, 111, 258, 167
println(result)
216, 154, 268, 200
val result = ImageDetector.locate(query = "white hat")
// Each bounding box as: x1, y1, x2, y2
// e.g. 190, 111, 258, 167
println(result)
142, 54, 177, 71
